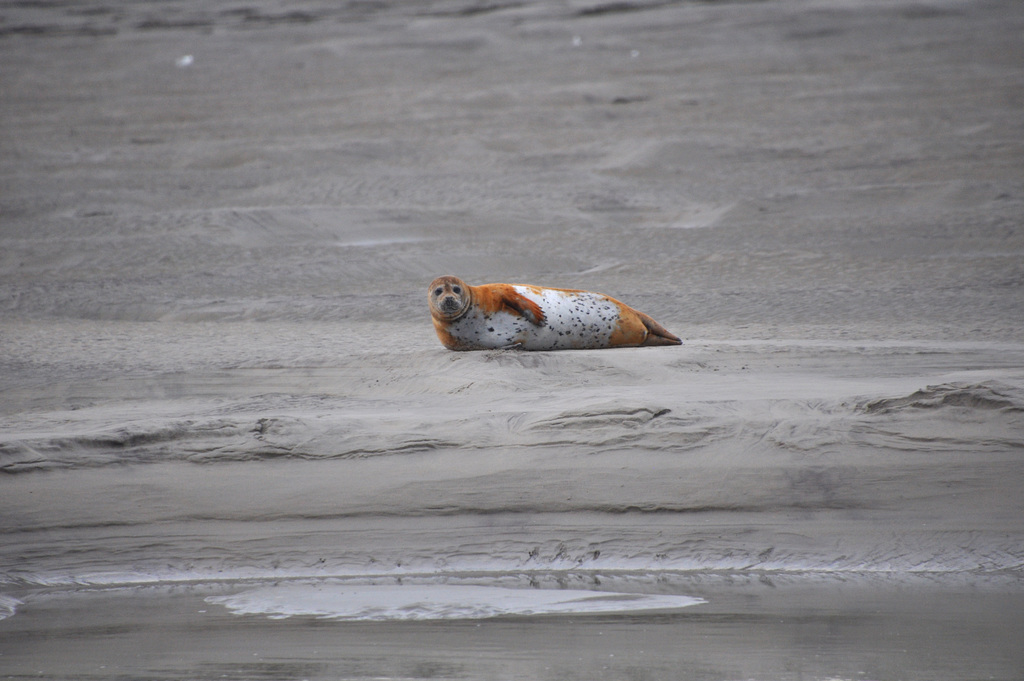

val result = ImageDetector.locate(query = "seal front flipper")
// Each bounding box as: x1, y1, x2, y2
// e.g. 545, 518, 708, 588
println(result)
495, 286, 546, 326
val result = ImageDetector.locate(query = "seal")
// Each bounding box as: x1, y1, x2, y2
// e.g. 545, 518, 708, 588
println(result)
427, 275, 682, 351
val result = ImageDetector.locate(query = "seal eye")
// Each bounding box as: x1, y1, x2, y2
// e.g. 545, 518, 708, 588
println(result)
434, 287, 443, 296
452, 286, 462, 294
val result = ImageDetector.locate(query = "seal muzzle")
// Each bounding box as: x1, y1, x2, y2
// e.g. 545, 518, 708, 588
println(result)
441, 296, 462, 314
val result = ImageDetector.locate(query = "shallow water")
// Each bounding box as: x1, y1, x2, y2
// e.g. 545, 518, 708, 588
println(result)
2, 0, 1024, 679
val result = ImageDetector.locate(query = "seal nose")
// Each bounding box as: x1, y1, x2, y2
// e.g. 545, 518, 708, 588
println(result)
440, 295, 460, 313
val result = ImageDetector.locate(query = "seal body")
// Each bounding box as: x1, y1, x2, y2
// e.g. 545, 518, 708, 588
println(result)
428, 275, 681, 351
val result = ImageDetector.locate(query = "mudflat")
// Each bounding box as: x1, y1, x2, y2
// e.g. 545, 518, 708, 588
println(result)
1, 1, 1023, 680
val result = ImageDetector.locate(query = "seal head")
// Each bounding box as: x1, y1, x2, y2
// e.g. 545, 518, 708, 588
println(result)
428, 275, 472, 321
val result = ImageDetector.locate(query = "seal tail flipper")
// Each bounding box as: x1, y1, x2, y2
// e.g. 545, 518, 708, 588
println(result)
637, 311, 682, 346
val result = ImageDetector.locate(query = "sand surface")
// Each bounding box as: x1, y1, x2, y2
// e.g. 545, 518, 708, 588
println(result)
2, 1, 1023, 679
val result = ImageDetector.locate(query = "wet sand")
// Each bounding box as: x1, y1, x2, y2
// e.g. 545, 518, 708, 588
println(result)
2, 1, 1024, 679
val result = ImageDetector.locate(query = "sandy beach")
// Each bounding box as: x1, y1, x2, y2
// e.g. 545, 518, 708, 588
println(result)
2, 1, 1023, 679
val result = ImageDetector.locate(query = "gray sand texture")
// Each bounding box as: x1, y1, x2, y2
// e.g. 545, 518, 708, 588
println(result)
1, 1, 1023, 680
